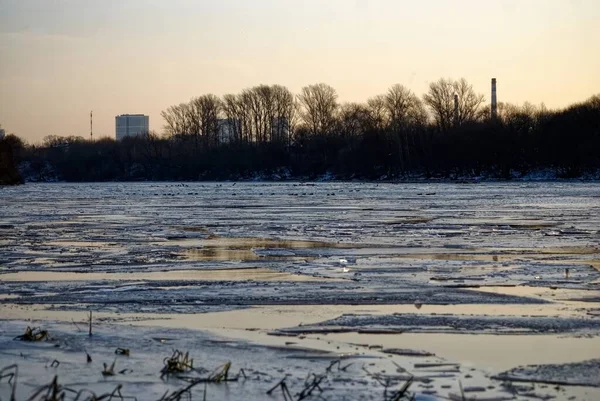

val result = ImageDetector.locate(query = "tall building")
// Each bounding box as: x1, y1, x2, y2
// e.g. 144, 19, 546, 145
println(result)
115, 114, 149, 140
0, 128, 5, 140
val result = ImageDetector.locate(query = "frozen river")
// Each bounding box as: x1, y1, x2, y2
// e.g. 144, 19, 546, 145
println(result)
1, 182, 599, 311
1, 182, 599, 400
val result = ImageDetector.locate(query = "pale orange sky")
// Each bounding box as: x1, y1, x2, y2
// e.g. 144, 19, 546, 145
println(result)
1, 0, 599, 142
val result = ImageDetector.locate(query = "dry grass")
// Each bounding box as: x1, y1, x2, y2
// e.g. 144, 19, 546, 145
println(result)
114, 348, 130, 356
1, 349, 420, 401
160, 349, 194, 379
102, 359, 116, 377
13, 327, 49, 342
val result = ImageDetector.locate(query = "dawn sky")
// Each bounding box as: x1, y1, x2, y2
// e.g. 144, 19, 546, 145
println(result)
1, 0, 599, 142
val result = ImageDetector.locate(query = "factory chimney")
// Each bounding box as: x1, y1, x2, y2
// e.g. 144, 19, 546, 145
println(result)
491, 78, 498, 120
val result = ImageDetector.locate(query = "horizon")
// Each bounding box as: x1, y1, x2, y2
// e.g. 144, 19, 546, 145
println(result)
1, 0, 599, 142
4, 80, 598, 144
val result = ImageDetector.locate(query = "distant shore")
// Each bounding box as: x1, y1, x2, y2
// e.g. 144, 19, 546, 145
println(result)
16, 166, 600, 184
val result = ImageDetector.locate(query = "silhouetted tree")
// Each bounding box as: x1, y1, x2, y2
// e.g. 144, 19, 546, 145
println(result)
366, 95, 387, 130
423, 78, 485, 131
188, 94, 221, 148
11, 83, 600, 182
383, 84, 428, 170
161, 103, 191, 137
298, 83, 339, 136
221, 93, 247, 143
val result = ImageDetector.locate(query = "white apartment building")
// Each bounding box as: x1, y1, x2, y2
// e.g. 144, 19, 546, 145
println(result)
115, 114, 149, 140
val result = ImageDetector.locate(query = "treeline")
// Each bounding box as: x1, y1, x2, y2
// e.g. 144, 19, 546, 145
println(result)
8, 78, 600, 182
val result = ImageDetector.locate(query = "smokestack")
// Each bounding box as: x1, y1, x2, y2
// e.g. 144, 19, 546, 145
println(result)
454, 94, 459, 126
491, 78, 497, 119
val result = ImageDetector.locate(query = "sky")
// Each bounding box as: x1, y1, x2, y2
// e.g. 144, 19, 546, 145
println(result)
0, 0, 599, 143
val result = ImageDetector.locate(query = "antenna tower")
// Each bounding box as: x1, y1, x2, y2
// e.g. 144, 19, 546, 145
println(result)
90, 111, 93, 141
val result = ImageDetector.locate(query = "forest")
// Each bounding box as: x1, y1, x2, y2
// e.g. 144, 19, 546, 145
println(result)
2, 78, 599, 183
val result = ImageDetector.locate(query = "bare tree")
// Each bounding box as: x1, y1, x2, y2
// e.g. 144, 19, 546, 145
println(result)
423, 78, 485, 131
219, 85, 296, 146
588, 94, 600, 109
189, 94, 221, 147
271, 85, 296, 145
161, 103, 191, 137
453, 78, 486, 124
366, 95, 388, 130
338, 103, 373, 139
251, 85, 274, 143
384, 84, 428, 128
297, 83, 339, 136
382, 84, 428, 169
221, 94, 245, 143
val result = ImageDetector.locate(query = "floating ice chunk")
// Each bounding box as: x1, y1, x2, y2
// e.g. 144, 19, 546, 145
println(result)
253, 248, 296, 257
413, 394, 441, 401
383, 348, 435, 357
